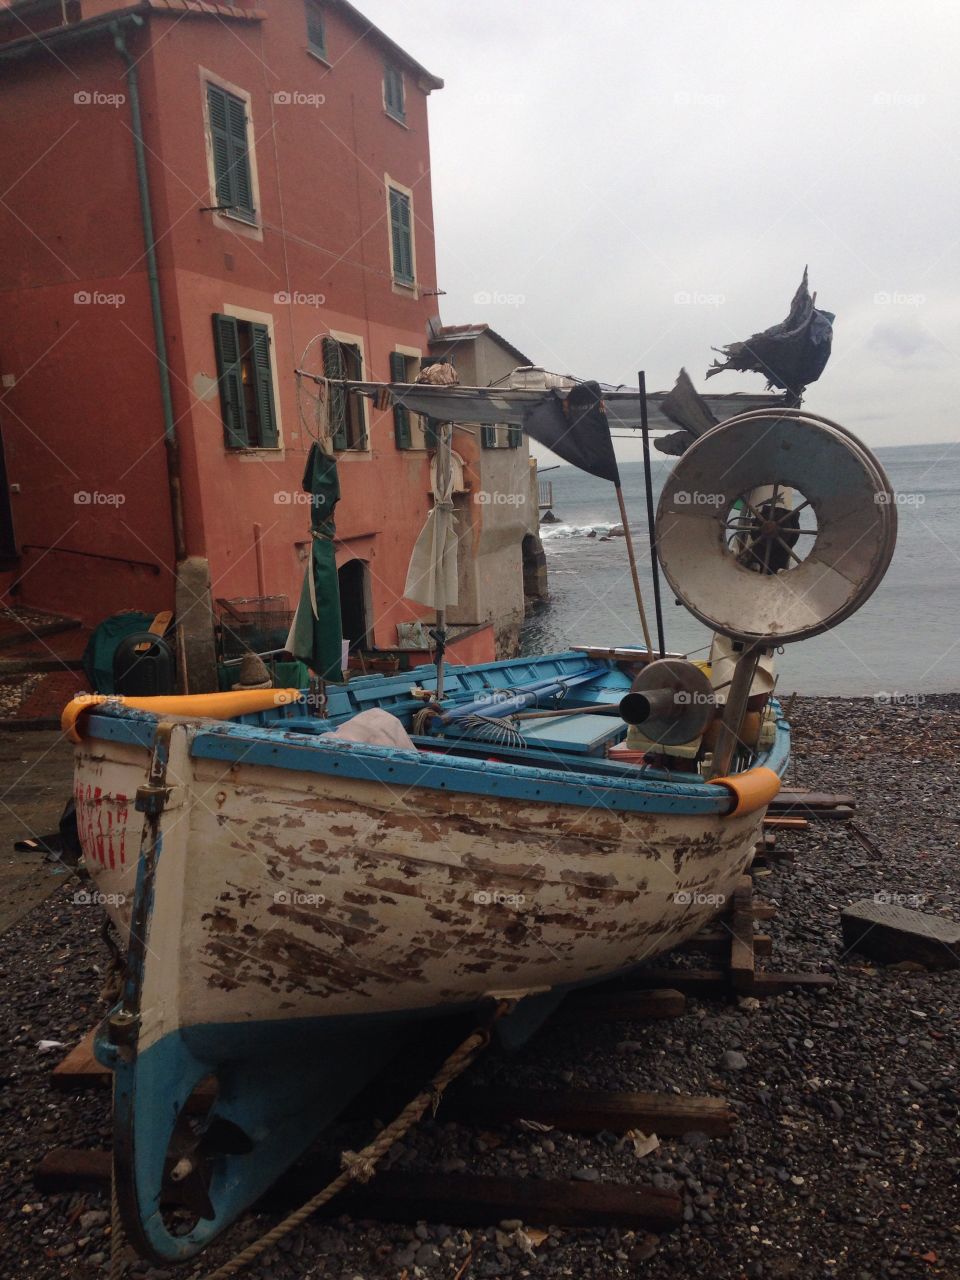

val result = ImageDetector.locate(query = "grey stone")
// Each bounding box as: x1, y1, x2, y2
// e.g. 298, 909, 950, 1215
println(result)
722, 1050, 749, 1071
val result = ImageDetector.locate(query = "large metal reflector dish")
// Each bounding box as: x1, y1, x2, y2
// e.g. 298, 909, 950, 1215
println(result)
655, 412, 897, 644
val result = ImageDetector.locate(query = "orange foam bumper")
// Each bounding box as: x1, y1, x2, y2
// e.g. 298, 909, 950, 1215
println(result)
62, 689, 301, 744
708, 765, 781, 818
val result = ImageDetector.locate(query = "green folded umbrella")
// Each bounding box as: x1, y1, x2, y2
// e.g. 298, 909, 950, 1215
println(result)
285, 443, 344, 682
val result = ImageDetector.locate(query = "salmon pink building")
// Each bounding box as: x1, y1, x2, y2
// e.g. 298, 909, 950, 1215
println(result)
0, 0, 510, 674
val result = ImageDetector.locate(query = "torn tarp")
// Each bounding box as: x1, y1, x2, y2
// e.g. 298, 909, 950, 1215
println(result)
522, 381, 620, 484
655, 367, 719, 457
705, 268, 834, 396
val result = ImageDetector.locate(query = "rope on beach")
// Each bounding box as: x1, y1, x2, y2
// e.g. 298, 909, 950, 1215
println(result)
195, 1001, 510, 1280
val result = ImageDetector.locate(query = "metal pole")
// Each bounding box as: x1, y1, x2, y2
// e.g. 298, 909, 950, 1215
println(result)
709, 645, 761, 778
614, 483, 654, 655
112, 22, 187, 564
639, 372, 666, 658
433, 421, 453, 700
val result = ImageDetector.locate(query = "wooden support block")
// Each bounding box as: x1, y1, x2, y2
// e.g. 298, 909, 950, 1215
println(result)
729, 875, 756, 993
35, 1147, 111, 1195
440, 1085, 734, 1137
339, 1171, 683, 1231
51, 1031, 106, 1091
675, 929, 772, 959
559, 986, 685, 1023
751, 902, 778, 921
624, 968, 729, 996
763, 816, 810, 831
841, 900, 960, 969
34, 1151, 683, 1231
52, 1033, 215, 1111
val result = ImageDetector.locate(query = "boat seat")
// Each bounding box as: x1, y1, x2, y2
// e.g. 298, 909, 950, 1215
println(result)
516, 713, 626, 756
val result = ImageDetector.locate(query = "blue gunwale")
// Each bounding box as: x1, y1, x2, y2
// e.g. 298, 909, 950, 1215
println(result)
82, 713, 790, 820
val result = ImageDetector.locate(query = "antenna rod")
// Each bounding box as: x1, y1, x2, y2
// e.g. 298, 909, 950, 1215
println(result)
639, 371, 666, 658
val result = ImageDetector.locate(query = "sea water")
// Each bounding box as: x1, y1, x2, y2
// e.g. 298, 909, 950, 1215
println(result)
521, 443, 960, 696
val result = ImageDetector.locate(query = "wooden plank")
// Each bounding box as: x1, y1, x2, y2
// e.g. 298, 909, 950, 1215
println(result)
559, 986, 685, 1022
749, 971, 836, 994
675, 929, 772, 958
51, 1031, 106, 1091
763, 816, 810, 830
35, 1147, 111, 1195
620, 967, 729, 996
339, 1171, 683, 1231
751, 903, 778, 921
729, 875, 756, 993
440, 1085, 734, 1137
771, 791, 855, 811
34, 1151, 683, 1230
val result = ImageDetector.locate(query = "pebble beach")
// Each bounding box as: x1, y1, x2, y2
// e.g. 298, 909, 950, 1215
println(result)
1, 695, 958, 1279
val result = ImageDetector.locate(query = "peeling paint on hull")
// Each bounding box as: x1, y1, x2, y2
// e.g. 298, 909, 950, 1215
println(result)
77, 738, 766, 1040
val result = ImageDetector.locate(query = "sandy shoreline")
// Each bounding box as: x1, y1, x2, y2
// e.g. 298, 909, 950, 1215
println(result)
1, 694, 958, 1278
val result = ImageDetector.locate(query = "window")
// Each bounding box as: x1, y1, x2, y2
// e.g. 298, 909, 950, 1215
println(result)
389, 351, 416, 449
482, 424, 522, 449
207, 84, 256, 222
213, 314, 278, 449
322, 337, 367, 450
388, 187, 414, 286
383, 63, 405, 121
305, 1, 326, 57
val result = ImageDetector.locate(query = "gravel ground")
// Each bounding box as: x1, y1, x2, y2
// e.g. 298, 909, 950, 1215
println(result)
1, 695, 958, 1279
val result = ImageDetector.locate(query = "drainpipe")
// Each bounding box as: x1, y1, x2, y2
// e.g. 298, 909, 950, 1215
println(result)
110, 20, 187, 563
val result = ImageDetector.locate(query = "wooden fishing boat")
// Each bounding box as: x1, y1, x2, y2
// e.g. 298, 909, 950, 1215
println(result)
65, 649, 785, 1260
63, 404, 897, 1262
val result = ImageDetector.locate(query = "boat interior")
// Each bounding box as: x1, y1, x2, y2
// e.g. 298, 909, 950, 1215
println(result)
231, 649, 785, 786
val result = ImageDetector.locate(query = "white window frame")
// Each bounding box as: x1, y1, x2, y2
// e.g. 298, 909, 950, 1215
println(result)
200, 67, 264, 242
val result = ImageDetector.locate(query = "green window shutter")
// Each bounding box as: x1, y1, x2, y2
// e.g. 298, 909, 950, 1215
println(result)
508, 425, 522, 448
212, 313, 248, 448
225, 93, 254, 218
481, 426, 498, 449
423, 417, 439, 450
306, 1, 326, 54
207, 84, 254, 220
207, 85, 233, 209
250, 323, 278, 447
389, 188, 413, 284
384, 64, 404, 119
322, 337, 348, 450
389, 351, 411, 449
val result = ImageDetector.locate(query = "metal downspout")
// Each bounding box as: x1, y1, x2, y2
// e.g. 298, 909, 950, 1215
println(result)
111, 20, 187, 563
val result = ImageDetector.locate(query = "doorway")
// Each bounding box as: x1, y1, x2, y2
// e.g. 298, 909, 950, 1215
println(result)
337, 558, 370, 652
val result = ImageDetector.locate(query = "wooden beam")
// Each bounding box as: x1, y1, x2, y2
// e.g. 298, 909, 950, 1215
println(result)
440, 1086, 734, 1137
339, 1171, 683, 1231
558, 986, 685, 1023
34, 1150, 683, 1231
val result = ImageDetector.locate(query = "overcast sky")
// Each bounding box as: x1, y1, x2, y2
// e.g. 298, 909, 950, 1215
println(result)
360, 0, 960, 459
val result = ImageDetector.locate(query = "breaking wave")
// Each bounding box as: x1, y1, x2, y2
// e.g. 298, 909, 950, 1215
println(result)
540, 521, 622, 541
